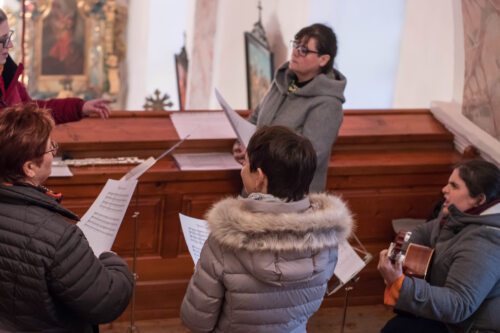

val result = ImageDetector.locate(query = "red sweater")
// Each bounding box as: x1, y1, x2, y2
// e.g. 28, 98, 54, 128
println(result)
0, 56, 84, 124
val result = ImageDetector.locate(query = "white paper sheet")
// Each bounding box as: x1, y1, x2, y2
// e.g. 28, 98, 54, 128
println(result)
179, 214, 210, 265
120, 157, 156, 181
120, 136, 190, 181
334, 240, 367, 283
50, 158, 73, 177
173, 152, 242, 171
170, 111, 236, 140
215, 89, 256, 147
77, 179, 137, 256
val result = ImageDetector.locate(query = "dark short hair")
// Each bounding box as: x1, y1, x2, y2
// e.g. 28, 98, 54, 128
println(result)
0, 104, 54, 182
246, 126, 317, 201
455, 159, 500, 204
295, 23, 337, 74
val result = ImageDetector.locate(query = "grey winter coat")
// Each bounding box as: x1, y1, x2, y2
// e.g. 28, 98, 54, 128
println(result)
0, 183, 134, 332
180, 193, 353, 333
248, 62, 347, 192
396, 203, 500, 333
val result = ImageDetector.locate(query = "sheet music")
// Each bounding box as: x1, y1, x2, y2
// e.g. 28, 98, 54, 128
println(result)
120, 157, 156, 181
50, 157, 73, 177
120, 136, 189, 181
179, 214, 210, 265
77, 179, 137, 256
170, 111, 236, 140
215, 88, 256, 147
334, 240, 368, 284
173, 152, 242, 170
77, 139, 189, 256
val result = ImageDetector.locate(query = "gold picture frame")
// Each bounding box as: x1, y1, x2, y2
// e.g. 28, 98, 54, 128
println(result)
15, 0, 128, 106
34, 0, 90, 94
244, 32, 274, 110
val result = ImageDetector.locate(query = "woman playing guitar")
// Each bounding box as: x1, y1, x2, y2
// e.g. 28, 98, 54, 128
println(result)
377, 160, 500, 333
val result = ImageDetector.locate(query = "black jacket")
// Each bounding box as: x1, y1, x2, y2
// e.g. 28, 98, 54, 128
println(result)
0, 183, 133, 332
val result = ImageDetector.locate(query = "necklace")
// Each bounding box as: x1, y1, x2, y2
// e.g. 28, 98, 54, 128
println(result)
288, 80, 298, 93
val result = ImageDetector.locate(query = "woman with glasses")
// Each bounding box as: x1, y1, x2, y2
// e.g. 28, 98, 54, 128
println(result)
234, 23, 346, 193
0, 8, 111, 122
0, 104, 133, 332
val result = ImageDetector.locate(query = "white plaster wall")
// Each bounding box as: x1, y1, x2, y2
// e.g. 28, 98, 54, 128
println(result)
125, 0, 151, 110
210, 0, 405, 109
321, 0, 406, 109
208, 0, 310, 109
126, 0, 187, 110
393, 0, 457, 108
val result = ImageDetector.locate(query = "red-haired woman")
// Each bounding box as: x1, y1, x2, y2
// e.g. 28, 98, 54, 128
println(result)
0, 104, 133, 332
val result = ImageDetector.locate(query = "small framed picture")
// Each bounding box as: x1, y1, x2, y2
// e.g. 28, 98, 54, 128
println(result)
175, 47, 189, 111
244, 32, 274, 110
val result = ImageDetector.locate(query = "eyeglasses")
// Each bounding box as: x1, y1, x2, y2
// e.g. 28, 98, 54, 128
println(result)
0, 30, 14, 49
44, 141, 59, 157
290, 40, 320, 57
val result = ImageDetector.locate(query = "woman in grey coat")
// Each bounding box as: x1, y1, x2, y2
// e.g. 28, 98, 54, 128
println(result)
378, 160, 500, 333
0, 104, 133, 332
234, 23, 347, 193
181, 126, 353, 333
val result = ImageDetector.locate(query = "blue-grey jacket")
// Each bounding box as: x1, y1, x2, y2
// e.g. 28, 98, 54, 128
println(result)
248, 62, 347, 193
180, 193, 353, 332
396, 202, 500, 333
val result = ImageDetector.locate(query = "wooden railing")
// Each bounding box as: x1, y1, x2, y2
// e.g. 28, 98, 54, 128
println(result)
47, 109, 461, 319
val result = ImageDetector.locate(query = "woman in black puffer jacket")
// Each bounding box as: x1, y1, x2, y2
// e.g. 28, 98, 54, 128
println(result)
0, 104, 133, 332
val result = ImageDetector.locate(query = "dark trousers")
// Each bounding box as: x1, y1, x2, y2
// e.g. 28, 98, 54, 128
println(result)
381, 314, 448, 333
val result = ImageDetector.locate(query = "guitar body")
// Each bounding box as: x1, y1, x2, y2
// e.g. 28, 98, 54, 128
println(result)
388, 231, 434, 279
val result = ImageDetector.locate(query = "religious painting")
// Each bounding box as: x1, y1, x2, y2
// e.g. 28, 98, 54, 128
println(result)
244, 32, 274, 110
18, 0, 128, 107
41, 0, 86, 76
33, 0, 91, 95
175, 46, 189, 111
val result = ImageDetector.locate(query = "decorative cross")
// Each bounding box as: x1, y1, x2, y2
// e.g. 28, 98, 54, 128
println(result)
143, 89, 173, 111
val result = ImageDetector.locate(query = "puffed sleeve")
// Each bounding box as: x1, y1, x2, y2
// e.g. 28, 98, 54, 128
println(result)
47, 224, 133, 323
180, 236, 225, 332
396, 227, 500, 324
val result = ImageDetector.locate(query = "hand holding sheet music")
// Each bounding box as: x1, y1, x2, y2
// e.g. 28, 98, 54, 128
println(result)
77, 138, 187, 256
77, 179, 137, 256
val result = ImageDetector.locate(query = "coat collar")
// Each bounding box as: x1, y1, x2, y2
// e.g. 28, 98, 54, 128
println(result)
2, 55, 23, 92
206, 193, 353, 252
0, 182, 79, 221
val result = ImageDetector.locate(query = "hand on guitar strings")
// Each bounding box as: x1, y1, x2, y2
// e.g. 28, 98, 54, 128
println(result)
378, 249, 403, 286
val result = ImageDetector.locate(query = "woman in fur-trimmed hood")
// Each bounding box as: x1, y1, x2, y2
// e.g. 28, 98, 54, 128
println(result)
181, 126, 353, 333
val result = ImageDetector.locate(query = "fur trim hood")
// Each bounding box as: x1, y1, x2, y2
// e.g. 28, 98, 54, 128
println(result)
206, 193, 353, 252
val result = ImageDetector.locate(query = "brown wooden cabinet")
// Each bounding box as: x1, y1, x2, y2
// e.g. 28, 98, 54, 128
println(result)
47, 109, 460, 320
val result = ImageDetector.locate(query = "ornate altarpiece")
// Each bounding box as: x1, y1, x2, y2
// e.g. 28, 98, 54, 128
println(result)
7, 0, 127, 107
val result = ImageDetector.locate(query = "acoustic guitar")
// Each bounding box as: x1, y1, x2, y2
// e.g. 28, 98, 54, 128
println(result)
388, 231, 434, 279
